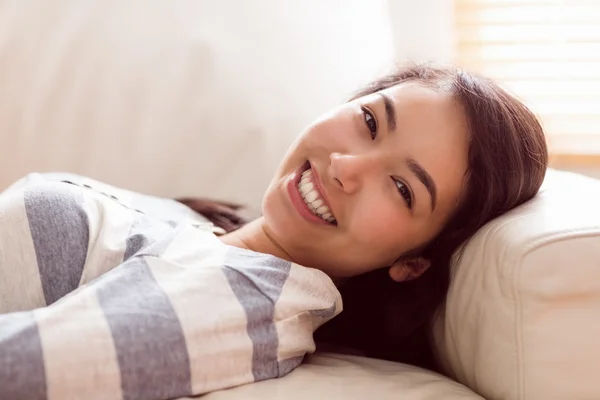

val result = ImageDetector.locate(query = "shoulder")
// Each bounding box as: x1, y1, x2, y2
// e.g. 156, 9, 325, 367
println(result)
3, 175, 92, 250
4, 173, 89, 221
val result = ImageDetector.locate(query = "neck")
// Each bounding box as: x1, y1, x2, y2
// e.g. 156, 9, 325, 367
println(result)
220, 218, 348, 288
219, 217, 295, 263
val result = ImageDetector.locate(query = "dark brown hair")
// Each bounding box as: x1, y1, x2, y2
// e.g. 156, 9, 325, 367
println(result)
179, 64, 548, 370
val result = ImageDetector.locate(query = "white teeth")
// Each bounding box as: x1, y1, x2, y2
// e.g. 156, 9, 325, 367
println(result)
317, 205, 329, 214
305, 190, 318, 203
300, 182, 314, 192
298, 167, 336, 224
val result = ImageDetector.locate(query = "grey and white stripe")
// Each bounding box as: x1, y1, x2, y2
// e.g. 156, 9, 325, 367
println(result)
223, 247, 292, 381
0, 173, 342, 399
24, 183, 89, 306
0, 312, 47, 399
96, 257, 192, 400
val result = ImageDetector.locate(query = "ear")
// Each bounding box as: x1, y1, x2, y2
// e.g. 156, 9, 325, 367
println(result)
388, 257, 431, 282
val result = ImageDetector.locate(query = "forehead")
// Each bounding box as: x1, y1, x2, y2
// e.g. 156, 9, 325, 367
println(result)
379, 81, 457, 115
381, 81, 467, 136
379, 81, 470, 215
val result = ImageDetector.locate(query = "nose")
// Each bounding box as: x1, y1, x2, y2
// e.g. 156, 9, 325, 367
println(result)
328, 152, 379, 194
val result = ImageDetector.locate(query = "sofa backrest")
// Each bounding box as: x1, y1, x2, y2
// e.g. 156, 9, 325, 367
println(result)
0, 0, 394, 212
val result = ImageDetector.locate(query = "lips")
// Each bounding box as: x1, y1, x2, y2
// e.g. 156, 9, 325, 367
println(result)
287, 162, 337, 226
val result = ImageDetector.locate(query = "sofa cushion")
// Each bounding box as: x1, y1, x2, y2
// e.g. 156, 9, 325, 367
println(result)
432, 168, 600, 400
198, 353, 483, 400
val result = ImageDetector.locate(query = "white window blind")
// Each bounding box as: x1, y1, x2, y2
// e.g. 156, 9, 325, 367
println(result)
454, 0, 600, 154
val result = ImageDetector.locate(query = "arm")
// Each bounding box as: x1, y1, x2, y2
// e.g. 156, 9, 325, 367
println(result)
0, 177, 90, 313
0, 225, 342, 399
0, 173, 184, 314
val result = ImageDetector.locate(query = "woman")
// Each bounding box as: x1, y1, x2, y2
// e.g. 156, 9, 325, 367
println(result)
0, 65, 547, 399
182, 65, 548, 368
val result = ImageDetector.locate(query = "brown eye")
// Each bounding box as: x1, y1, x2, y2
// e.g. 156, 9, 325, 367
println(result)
361, 106, 377, 139
393, 179, 413, 209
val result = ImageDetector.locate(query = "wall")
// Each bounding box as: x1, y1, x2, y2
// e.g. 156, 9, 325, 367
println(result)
0, 0, 398, 210
388, 0, 456, 64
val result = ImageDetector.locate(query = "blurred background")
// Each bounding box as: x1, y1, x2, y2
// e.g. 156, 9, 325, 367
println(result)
0, 0, 598, 210
452, 0, 600, 178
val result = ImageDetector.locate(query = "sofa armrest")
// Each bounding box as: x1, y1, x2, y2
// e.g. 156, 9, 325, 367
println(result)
432, 169, 600, 400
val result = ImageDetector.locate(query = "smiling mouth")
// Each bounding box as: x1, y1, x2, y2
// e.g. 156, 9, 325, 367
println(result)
298, 166, 337, 225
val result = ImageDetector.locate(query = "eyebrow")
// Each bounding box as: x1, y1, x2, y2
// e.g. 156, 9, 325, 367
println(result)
407, 158, 437, 212
377, 93, 397, 131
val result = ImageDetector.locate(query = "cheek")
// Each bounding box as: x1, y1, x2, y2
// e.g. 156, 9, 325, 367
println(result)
261, 179, 293, 239
348, 196, 411, 258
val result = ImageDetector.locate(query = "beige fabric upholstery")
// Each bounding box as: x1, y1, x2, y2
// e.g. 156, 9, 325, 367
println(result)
200, 353, 483, 400
432, 169, 600, 400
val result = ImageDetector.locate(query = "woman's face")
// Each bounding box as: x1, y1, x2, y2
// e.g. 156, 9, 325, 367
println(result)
262, 81, 469, 278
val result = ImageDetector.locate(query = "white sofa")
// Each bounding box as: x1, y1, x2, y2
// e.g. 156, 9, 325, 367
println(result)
2, 2, 600, 399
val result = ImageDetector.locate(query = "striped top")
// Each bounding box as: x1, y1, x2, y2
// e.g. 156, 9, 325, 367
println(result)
0, 173, 342, 400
